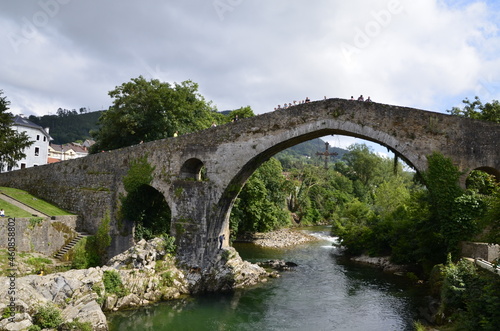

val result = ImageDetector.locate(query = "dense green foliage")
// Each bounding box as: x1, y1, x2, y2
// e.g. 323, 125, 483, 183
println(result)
103, 270, 128, 297
435, 257, 500, 330
0, 90, 33, 171
231, 158, 290, 235
330, 151, 499, 270
28, 109, 102, 144
447, 96, 500, 123
32, 303, 64, 329
90, 76, 224, 152
71, 214, 112, 268
120, 156, 171, 241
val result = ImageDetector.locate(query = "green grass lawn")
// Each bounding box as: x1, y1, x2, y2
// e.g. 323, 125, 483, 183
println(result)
0, 200, 32, 218
0, 187, 73, 216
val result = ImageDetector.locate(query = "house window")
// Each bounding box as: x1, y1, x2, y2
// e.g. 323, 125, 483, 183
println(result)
37, 135, 40, 141
21, 163, 26, 169
43, 136, 46, 142
35, 147, 40, 156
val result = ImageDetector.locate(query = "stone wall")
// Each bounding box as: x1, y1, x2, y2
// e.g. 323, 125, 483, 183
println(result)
461, 241, 500, 262
0, 215, 79, 256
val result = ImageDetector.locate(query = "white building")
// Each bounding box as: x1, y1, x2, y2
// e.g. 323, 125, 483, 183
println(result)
7, 116, 52, 171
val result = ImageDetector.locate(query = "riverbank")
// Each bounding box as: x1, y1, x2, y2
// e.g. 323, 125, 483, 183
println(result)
0, 237, 270, 331
244, 227, 320, 248
349, 255, 410, 275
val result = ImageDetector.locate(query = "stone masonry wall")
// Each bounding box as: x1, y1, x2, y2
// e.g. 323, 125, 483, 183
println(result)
461, 241, 500, 262
0, 215, 79, 256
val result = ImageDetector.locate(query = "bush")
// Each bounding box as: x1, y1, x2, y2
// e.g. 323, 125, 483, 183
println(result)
436, 256, 500, 330
160, 271, 174, 287
71, 236, 100, 269
161, 234, 176, 255
32, 303, 64, 329
61, 318, 93, 331
103, 270, 127, 297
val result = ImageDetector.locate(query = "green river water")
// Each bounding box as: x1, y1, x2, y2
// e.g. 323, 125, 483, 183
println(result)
107, 227, 429, 331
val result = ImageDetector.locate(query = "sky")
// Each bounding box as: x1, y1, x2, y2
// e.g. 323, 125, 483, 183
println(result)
1, 0, 499, 153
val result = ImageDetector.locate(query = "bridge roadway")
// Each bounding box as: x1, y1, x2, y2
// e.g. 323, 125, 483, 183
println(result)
0, 98, 498, 272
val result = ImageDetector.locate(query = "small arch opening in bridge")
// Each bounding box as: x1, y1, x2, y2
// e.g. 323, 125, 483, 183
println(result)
180, 158, 207, 181
121, 184, 172, 241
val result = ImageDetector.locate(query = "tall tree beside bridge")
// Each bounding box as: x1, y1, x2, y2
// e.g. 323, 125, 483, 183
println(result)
447, 96, 500, 123
90, 76, 223, 152
0, 90, 33, 172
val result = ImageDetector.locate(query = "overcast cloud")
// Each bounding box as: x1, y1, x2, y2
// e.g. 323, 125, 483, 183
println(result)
1, 0, 499, 150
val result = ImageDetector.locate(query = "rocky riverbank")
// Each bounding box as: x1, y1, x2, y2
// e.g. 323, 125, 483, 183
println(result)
349, 255, 409, 274
0, 237, 270, 331
248, 228, 320, 248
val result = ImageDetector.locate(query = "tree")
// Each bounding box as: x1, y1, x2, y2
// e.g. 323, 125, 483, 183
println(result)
447, 96, 500, 123
0, 90, 33, 171
229, 106, 254, 121
90, 76, 220, 152
230, 158, 290, 235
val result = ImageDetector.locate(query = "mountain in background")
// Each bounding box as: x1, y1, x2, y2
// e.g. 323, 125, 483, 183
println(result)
28, 109, 103, 145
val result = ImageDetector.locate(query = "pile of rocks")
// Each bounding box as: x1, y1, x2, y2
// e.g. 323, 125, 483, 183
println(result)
185, 247, 269, 293
257, 259, 298, 271
0, 238, 189, 331
0, 238, 274, 330
251, 228, 318, 248
350, 255, 409, 274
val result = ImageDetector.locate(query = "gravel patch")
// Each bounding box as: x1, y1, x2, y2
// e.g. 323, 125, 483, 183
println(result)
251, 228, 319, 248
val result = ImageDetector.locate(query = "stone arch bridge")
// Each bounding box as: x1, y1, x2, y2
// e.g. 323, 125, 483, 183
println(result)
0, 98, 499, 270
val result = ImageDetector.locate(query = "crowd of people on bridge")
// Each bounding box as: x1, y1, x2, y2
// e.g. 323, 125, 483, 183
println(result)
351, 95, 372, 102
274, 97, 311, 111
275, 95, 373, 111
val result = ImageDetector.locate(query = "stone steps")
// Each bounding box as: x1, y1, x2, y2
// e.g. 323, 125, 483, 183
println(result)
54, 232, 90, 260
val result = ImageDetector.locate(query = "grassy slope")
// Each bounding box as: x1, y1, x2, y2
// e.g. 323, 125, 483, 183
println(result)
0, 187, 73, 216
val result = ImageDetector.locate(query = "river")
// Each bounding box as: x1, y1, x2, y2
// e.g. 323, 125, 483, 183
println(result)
107, 227, 429, 331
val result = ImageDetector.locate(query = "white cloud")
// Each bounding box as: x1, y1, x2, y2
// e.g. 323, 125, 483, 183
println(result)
0, 0, 498, 122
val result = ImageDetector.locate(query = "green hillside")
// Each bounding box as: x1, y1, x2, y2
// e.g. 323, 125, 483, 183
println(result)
276, 138, 347, 170
28, 110, 103, 144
